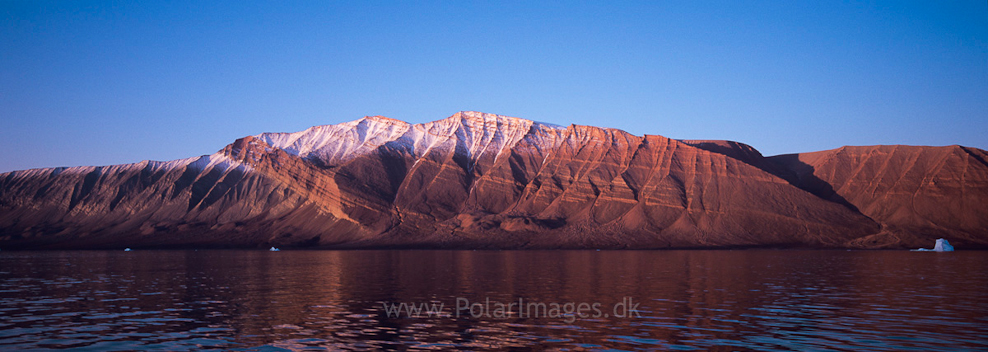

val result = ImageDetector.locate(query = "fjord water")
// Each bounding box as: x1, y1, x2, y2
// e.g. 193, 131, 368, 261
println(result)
1, 250, 985, 351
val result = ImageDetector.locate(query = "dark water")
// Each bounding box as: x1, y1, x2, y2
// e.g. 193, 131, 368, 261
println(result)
1, 250, 986, 351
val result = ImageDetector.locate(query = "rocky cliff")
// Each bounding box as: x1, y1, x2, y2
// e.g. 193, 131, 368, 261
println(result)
1, 112, 985, 249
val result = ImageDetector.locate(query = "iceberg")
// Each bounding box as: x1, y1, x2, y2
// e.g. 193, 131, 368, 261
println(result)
911, 238, 954, 252
933, 238, 954, 251
269, 247, 280, 252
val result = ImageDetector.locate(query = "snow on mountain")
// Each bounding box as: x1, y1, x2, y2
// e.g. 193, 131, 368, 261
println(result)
0, 154, 248, 182
3, 111, 988, 250
255, 111, 567, 168
1, 111, 560, 180
255, 115, 412, 166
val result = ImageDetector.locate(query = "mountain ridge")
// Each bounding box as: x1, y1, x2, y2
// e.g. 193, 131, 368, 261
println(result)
2, 112, 986, 249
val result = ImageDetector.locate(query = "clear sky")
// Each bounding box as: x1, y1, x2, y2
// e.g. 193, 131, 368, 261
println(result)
2, 1, 986, 172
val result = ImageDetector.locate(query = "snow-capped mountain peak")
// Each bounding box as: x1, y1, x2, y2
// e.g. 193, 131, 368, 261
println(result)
254, 112, 566, 168
254, 115, 411, 165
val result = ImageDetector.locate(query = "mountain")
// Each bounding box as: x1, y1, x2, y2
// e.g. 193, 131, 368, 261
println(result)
1, 111, 985, 249
768, 145, 988, 248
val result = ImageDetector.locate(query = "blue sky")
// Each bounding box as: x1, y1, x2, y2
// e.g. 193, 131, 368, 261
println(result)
2, 1, 986, 172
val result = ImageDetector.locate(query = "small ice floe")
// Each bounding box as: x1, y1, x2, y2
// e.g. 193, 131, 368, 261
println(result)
124, 248, 132, 252
911, 238, 954, 252
269, 247, 280, 252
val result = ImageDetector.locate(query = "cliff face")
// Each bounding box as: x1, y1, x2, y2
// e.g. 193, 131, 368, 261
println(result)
768, 145, 988, 249
0, 112, 984, 249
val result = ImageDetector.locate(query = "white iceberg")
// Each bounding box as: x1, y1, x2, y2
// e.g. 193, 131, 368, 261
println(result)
933, 238, 954, 251
911, 238, 954, 252
269, 247, 280, 252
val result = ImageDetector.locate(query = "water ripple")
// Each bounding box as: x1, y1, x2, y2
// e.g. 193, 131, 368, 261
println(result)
0, 250, 986, 350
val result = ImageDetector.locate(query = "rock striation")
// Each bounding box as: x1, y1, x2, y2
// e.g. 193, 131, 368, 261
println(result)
768, 145, 988, 249
1, 112, 985, 249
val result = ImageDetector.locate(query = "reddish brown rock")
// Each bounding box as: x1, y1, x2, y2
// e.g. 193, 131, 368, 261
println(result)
0, 112, 984, 249
769, 145, 988, 248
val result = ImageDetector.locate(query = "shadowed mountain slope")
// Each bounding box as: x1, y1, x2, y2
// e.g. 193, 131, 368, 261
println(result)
768, 145, 988, 249
1, 112, 984, 249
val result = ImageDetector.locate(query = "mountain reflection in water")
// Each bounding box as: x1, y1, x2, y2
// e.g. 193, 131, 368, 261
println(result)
1, 250, 986, 351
